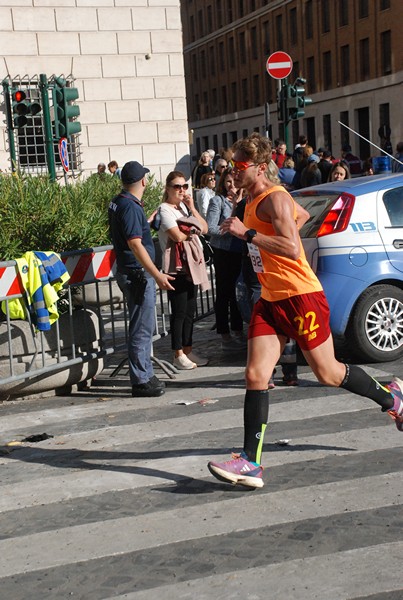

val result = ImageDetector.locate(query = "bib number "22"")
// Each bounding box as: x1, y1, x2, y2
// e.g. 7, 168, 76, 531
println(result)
294, 311, 319, 341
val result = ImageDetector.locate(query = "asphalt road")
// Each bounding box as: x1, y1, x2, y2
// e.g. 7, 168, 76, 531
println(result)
0, 319, 402, 600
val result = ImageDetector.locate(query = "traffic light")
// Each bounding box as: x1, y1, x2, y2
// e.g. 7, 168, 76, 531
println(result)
11, 88, 41, 128
53, 76, 81, 139
287, 78, 312, 121
277, 84, 288, 123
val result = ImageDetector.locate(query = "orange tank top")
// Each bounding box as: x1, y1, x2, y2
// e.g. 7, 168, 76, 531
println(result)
244, 186, 322, 302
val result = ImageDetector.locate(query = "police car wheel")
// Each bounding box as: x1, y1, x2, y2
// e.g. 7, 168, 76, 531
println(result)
349, 284, 403, 363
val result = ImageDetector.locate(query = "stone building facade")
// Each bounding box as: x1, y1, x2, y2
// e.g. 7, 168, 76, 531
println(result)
181, 0, 403, 162
0, 0, 190, 180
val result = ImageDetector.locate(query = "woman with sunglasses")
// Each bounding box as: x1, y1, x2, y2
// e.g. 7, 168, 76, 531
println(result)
206, 166, 246, 351
197, 172, 216, 218
158, 171, 209, 369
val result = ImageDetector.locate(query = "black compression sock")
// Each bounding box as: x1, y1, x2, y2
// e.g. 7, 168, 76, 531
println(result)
243, 389, 269, 464
340, 364, 394, 411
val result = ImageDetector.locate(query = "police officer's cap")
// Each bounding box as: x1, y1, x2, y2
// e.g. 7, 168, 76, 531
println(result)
121, 161, 150, 184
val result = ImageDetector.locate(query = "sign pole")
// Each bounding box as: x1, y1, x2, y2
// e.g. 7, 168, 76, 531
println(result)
39, 74, 56, 182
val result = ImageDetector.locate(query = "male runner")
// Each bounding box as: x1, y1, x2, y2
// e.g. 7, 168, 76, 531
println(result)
208, 133, 403, 489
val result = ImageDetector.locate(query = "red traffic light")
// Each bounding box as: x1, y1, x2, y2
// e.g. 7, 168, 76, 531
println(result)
13, 89, 26, 102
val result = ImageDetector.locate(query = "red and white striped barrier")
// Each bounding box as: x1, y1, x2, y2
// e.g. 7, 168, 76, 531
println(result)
0, 248, 116, 299
62, 249, 116, 285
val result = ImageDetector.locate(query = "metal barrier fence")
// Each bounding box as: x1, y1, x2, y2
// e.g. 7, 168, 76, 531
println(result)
0, 245, 215, 398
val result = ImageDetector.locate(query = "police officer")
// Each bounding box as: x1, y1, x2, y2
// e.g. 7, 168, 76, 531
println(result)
109, 161, 174, 397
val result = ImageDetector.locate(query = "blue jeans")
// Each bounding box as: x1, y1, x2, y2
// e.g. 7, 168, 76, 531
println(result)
116, 272, 156, 385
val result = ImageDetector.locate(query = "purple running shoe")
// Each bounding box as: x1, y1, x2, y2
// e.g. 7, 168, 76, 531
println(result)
208, 452, 264, 488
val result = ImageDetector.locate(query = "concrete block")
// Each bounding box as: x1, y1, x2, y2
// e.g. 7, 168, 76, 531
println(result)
38, 33, 80, 55
55, 8, 98, 31
76, 0, 113, 5
4, 56, 72, 78
143, 142, 176, 166
117, 31, 151, 55
71, 55, 102, 79
79, 101, 106, 125
172, 97, 188, 120
80, 32, 118, 55
101, 55, 135, 78
136, 54, 169, 76
121, 77, 155, 100
12, 7, 55, 31
34, 0, 75, 5
0, 33, 37, 56
157, 120, 188, 143
175, 142, 192, 167
83, 79, 121, 101
155, 76, 186, 99
3, 0, 31, 5
125, 122, 158, 145
115, 0, 147, 5
132, 7, 166, 30
139, 98, 172, 121
87, 123, 125, 147
151, 30, 183, 53
166, 7, 182, 30
81, 147, 113, 172
106, 100, 139, 124
0, 9, 13, 30
107, 145, 144, 167
169, 53, 185, 76
149, 0, 179, 5
106, 100, 137, 124
98, 7, 132, 31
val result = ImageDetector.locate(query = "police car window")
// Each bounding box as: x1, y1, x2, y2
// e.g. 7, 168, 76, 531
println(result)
383, 187, 403, 227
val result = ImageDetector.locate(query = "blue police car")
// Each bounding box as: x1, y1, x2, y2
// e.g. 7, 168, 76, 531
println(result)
293, 174, 403, 362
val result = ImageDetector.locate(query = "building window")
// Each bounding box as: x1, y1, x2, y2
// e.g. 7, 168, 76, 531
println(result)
293, 60, 299, 81
359, 0, 369, 18
253, 74, 260, 107
203, 91, 208, 119
209, 46, 216, 76
242, 128, 248, 138
251, 27, 258, 60
380, 0, 390, 9
190, 16, 195, 42
381, 30, 392, 75
263, 21, 270, 55
323, 51, 332, 90
213, 134, 218, 151
228, 0, 233, 22
242, 78, 249, 110
265, 72, 272, 103
230, 131, 238, 145
290, 8, 298, 45
251, 0, 256, 11
322, 0, 330, 33
323, 114, 332, 153
238, 0, 244, 18
192, 54, 198, 81
221, 85, 228, 113
379, 103, 390, 133
195, 94, 200, 119
219, 41, 224, 69
307, 56, 315, 93
222, 132, 228, 149
197, 9, 204, 37
212, 88, 218, 115
340, 110, 349, 146
207, 5, 213, 30
276, 14, 283, 48
200, 50, 206, 78
239, 31, 246, 64
340, 45, 350, 84
229, 37, 235, 69
305, 0, 313, 39
359, 38, 370, 80
339, 0, 349, 26
217, 0, 223, 28
231, 81, 237, 112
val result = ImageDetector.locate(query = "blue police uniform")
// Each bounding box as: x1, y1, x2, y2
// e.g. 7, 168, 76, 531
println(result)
108, 190, 156, 386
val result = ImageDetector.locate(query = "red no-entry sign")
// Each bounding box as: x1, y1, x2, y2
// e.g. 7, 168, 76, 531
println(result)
266, 51, 293, 79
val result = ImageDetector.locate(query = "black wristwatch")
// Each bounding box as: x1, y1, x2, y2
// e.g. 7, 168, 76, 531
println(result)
245, 229, 257, 244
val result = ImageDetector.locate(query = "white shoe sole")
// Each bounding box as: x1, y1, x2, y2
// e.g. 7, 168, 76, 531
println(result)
207, 464, 264, 489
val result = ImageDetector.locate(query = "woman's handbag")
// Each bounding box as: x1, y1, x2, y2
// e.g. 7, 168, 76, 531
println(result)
199, 235, 214, 266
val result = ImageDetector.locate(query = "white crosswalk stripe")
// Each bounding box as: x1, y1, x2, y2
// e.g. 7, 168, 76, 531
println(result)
0, 361, 402, 599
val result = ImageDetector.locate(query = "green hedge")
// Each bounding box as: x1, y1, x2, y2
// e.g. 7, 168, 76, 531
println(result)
0, 173, 164, 261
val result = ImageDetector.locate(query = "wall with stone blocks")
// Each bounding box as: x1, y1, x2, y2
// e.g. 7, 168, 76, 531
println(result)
0, 1, 190, 181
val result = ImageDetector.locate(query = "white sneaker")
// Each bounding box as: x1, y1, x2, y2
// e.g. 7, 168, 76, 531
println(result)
173, 354, 197, 370
185, 351, 209, 366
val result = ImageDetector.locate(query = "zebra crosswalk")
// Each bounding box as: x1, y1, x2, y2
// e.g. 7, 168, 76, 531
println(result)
0, 361, 402, 600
